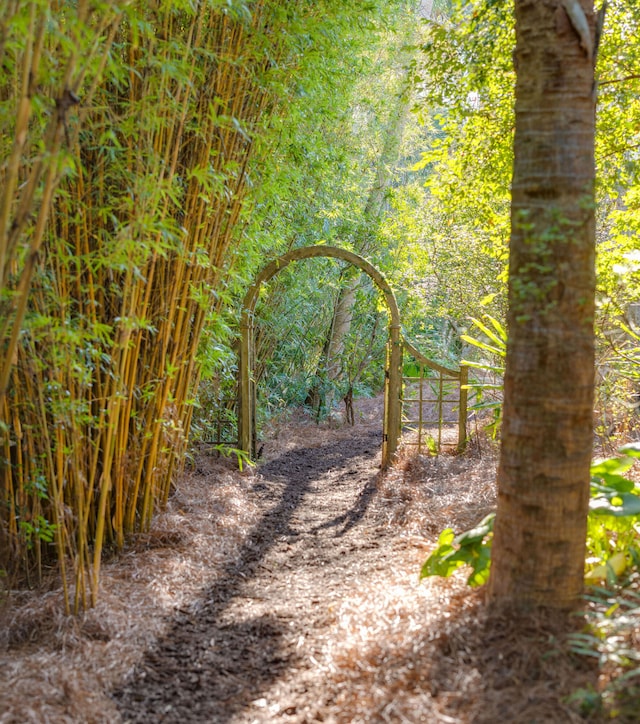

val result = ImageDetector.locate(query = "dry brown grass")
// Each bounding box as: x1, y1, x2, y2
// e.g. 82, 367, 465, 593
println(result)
0, 405, 637, 723
318, 579, 600, 723
379, 437, 498, 537
0, 456, 259, 723
307, 435, 604, 724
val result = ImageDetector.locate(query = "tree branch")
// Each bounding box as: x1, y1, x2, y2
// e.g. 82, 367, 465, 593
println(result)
599, 73, 640, 87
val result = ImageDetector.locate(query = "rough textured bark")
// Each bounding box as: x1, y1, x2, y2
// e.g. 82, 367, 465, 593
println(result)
488, 0, 597, 610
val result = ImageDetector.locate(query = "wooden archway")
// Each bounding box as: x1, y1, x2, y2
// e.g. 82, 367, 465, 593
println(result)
238, 245, 403, 467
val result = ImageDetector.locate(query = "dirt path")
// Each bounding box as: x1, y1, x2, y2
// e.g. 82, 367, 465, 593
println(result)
1, 403, 608, 723
114, 426, 398, 722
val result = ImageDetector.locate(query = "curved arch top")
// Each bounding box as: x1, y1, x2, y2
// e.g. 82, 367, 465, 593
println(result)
237, 244, 467, 465
238, 245, 403, 467
241, 245, 401, 329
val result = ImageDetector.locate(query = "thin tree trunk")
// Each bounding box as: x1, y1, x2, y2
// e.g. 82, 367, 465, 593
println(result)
488, 0, 597, 611
325, 274, 358, 384
320, 85, 412, 402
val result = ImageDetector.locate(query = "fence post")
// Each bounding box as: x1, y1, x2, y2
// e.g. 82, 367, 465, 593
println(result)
457, 363, 468, 453
383, 325, 403, 467
239, 316, 254, 460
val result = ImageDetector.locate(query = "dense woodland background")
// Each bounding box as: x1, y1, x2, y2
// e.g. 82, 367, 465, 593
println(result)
0, 0, 638, 618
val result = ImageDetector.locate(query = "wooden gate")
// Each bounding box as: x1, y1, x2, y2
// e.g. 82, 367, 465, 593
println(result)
239, 246, 403, 466
238, 246, 468, 466
400, 340, 468, 454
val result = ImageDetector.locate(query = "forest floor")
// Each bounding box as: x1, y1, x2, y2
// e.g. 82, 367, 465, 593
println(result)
0, 396, 636, 723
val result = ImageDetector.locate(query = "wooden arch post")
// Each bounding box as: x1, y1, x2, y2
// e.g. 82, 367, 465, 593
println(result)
239, 245, 403, 467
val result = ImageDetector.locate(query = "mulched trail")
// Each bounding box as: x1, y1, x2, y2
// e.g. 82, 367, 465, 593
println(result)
3, 401, 621, 723
113, 427, 391, 722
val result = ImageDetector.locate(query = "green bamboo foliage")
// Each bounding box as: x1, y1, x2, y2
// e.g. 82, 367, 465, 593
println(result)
0, 0, 295, 611
0, 0, 127, 612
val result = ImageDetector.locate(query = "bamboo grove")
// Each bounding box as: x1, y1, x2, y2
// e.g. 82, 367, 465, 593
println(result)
0, 0, 386, 612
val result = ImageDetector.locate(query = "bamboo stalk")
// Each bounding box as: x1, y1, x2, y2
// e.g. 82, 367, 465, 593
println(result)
1, 0, 307, 607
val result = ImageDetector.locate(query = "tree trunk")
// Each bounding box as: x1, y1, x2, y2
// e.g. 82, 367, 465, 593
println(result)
320, 90, 412, 403
488, 0, 597, 611
325, 274, 359, 385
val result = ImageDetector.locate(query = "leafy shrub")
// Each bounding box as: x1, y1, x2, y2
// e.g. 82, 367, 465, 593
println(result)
421, 443, 640, 588
461, 315, 506, 438
420, 513, 495, 587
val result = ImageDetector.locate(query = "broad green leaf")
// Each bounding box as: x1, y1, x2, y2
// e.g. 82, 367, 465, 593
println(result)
590, 474, 635, 494
460, 334, 505, 358
590, 456, 634, 477
590, 493, 640, 517
467, 545, 492, 587
421, 517, 494, 585
460, 361, 504, 373
454, 513, 495, 546
420, 545, 464, 578
619, 443, 640, 459
436, 527, 455, 547
470, 315, 507, 346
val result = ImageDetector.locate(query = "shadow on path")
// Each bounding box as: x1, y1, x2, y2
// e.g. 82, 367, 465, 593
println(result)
310, 472, 380, 536
112, 431, 380, 723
